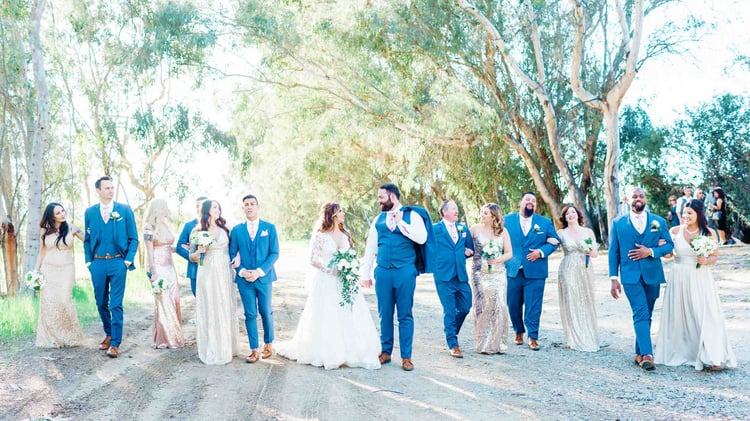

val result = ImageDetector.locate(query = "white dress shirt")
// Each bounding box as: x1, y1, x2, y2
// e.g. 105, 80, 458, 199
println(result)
360, 207, 427, 279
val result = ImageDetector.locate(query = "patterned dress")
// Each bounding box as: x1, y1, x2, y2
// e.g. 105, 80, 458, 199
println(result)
557, 229, 599, 352
150, 230, 184, 349
471, 233, 509, 354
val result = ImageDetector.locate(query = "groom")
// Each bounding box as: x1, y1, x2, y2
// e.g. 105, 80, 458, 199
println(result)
229, 194, 280, 364
360, 183, 429, 371
83, 176, 139, 358
609, 187, 673, 371
504, 192, 559, 351
430, 200, 474, 358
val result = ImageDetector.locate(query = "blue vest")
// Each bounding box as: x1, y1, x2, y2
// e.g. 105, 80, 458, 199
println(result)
375, 211, 416, 269
96, 221, 119, 256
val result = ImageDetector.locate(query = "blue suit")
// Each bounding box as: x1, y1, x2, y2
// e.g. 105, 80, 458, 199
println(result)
229, 220, 279, 350
503, 213, 559, 340
608, 212, 673, 356
83, 202, 139, 348
430, 220, 474, 349
176, 219, 199, 296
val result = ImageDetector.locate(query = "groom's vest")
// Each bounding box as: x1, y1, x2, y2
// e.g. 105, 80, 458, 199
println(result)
94, 220, 119, 257
375, 211, 417, 269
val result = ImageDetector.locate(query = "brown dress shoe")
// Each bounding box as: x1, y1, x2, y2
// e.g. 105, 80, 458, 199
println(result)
378, 352, 391, 364
99, 336, 112, 350
639, 354, 655, 371
401, 358, 414, 371
106, 346, 119, 358
262, 343, 273, 359
514, 333, 523, 345
633, 354, 643, 366
450, 346, 463, 358
528, 339, 540, 351
246, 350, 261, 364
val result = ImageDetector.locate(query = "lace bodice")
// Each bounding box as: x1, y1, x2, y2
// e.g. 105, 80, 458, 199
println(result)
559, 229, 595, 256
310, 232, 348, 269
204, 228, 229, 255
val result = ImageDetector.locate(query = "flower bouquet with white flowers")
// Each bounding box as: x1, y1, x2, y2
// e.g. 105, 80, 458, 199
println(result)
150, 277, 172, 296
189, 231, 215, 265
690, 235, 717, 269
578, 237, 597, 268
328, 248, 361, 308
25, 270, 45, 292
481, 238, 503, 273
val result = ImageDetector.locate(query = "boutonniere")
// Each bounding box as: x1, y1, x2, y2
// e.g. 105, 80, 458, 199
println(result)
260, 229, 269, 237
650, 221, 660, 232
533, 224, 540, 233
110, 211, 122, 221
457, 225, 465, 233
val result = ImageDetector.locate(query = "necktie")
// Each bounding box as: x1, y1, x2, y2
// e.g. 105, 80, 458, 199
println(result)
635, 215, 645, 233
386, 212, 397, 232
448, 223, 458, 243
102, 206, 110, 223
249, 222, 257, 240
522, 219, 530, 236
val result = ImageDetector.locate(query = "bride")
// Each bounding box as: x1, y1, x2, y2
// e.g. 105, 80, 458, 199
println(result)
655, 199, 736, 371
276, 202, 381, 370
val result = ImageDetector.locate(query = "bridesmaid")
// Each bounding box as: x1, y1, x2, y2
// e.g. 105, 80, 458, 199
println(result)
469, 203, 513, 354
143, 199, 184, 349
555, 204, 599, 352
34, 203, 85, 348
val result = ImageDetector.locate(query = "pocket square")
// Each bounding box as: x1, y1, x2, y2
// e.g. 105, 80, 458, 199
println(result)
260, 230, 269, 237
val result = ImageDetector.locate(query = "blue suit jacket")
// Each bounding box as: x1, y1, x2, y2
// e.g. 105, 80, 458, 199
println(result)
429, 221, 474, 282
83, 202, 139, 269
608, 213, 674, 285
176, 219, 199, 279
229, 220, 279, 284
503, 213, 559, 279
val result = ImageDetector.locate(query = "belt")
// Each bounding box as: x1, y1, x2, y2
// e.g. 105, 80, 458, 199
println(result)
93, 254, 122, 260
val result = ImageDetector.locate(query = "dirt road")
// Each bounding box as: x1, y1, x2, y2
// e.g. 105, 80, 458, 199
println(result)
2, 243, 748, 420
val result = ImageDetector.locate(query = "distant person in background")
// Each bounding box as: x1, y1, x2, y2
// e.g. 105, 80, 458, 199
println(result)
667, 196, 679, 228
34, 203, 85, 348
676, 186, 694, 225
710, 187, 728, 245
617, 196, 630, 217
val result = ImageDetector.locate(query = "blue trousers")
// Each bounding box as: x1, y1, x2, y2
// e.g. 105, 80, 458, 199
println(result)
622, 278, 661, 356
237, 280, 274, 349
506, 270, 545, 340
434, 277, 472, 349
374, 265, 417, 359
90, 259, 127, 347
189, 277, 196, 297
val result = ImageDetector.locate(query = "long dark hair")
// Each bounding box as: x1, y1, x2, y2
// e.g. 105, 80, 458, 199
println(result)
685, 199, 711, 236
318, 202, 353, 247
199, 200, 230, 238
39, 202, 69, 249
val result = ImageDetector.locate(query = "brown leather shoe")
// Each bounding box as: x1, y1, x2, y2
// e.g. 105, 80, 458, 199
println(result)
401, 358, 414, 371
246, 350, 261, 364
528, 339, 540, 351
262, 343, 273, 359
99, 336, 112, 350
634, 354, 643, 366
639, 354, 655, 371
514, 333, 523, 345
106, 346, 119, 358
450, 346, 463, 358
378, 352, 391, 364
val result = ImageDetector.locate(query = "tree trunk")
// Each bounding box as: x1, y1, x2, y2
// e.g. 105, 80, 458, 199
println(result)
22, 0, 50, 280
603, 108, 620, 233
1, 221, 18, 296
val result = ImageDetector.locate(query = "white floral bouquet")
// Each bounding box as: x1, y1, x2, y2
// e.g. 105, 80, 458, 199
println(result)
190, 231, 215, 265
328, 248, 360, 308
25, 270, 45, 292
151, 277, 172, 296
578, 237, 597, 268
690, 235, 717, 269
481, 238, 503, 273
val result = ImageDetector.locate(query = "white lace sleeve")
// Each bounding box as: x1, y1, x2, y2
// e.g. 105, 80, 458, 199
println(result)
309, 232, 336, 275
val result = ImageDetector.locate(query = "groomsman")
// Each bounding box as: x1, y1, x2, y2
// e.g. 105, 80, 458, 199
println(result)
503, 192, 559, 351
360, 183, 429, 371
229, 195, 280, 363
609, 187, 673, 371
430, 200, 474, 358
83, 176, 139, 358
176, 196, 207, 297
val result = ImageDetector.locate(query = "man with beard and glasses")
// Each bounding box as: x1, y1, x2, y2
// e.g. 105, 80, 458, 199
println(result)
360, 183, 430, 371
503, 192, 560, 351
608, 187, 673, 371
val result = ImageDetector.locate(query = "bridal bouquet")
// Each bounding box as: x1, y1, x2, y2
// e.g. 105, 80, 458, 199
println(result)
578, 238, 596, 268
24, 270, 45, 292
189, 231, 215, 265
150, 277, 172, 296
328, 248, 360, 308
690, 235, 717, 269
481, 238, 503, 273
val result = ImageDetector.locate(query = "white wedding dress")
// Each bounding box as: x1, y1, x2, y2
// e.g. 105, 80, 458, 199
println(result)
654, 227, 737, 370
275, 232, 381, 370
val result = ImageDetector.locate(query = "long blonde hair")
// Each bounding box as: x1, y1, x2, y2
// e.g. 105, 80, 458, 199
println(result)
143, 198, 172, 242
